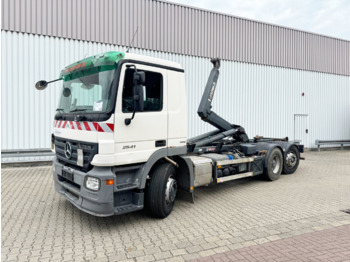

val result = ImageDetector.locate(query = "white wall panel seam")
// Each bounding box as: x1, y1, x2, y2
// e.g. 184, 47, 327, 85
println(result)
2, 0, 350, 76
1, 31, 350, 151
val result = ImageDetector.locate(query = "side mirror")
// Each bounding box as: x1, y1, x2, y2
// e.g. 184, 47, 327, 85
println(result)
133, 71, 145, 85
133, 71, 145, 112
35, 80, 48, 90
125, 71, 146, 125
35, 78, 62, 90
135, 84, 144, 112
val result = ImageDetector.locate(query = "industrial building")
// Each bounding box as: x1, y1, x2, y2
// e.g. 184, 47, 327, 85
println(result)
1, 0, 349, 162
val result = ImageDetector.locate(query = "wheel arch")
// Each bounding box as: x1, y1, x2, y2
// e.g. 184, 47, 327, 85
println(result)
269, 141, 300, 159
264, 145, 284, 168
172, 155, 194, 193
138, 147, 192, 190
255, 142, 284, 168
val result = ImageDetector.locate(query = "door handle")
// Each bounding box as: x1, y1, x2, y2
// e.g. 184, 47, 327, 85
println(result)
155, 140, 166, 147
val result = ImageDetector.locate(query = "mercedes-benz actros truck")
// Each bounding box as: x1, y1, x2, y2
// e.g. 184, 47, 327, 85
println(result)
36, 51, 302, 218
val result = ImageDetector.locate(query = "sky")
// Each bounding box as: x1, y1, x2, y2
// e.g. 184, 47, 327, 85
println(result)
169, 0, 350, 40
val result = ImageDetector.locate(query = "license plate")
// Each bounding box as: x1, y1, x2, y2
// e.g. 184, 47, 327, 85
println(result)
62, 170, 74, 182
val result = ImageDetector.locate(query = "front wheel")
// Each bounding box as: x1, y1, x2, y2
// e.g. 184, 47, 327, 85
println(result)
263, 148, 283, 181
282, 146, 300, 174
146, 163, 177, 218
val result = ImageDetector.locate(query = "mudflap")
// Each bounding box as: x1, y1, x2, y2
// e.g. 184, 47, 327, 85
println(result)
177, 188, 195, 204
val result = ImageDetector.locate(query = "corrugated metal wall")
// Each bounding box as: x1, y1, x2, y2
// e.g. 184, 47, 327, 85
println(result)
2, 31, 350, 151
2, 0, 350, 76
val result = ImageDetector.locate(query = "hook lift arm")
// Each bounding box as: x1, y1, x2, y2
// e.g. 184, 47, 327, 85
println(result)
197, 58, 249, 143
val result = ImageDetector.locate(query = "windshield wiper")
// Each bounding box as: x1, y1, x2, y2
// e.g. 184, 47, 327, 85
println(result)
69, 109, 87, 113
56, 108, 65, 111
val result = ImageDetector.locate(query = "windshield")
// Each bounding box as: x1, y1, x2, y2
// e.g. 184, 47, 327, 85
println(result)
57, 69, 116, 114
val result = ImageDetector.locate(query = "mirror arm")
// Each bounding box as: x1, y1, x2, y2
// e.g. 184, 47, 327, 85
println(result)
47, 78, 63, 84
124, 90, 139, 126
35, 77, 63, 90
125, 110, 136, 126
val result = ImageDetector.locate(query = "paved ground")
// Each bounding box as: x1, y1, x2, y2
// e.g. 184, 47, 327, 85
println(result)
2, 150, 350, 262
193, 224, 350, 262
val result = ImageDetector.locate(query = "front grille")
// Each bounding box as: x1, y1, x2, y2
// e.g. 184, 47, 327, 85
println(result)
55, 137, 98, 171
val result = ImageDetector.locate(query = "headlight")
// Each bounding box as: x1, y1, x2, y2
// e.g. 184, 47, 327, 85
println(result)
85, 176, 100, 191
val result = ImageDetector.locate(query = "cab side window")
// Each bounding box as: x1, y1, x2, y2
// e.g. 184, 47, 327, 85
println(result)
122, 68, 163, 113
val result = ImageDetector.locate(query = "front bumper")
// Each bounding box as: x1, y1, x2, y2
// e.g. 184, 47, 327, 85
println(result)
53, 157, 116, 216
52, 158, 144, 216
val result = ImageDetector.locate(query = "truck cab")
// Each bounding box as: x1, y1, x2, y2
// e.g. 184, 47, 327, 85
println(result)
52, 52, 188, 216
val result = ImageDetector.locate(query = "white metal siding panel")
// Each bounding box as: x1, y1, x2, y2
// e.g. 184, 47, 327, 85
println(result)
2, 0, 349, 76
2, 31, 350, 151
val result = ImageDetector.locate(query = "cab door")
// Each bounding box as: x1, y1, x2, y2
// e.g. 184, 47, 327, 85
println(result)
114, 63, 168, 165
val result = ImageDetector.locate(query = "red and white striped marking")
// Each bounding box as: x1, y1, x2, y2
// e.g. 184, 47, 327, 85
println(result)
54, 120, 114, 133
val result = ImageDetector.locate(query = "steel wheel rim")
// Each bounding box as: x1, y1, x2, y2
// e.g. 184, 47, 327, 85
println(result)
272, 156, 281, 173
165, 176, 177, 205
286, 152, 297, 167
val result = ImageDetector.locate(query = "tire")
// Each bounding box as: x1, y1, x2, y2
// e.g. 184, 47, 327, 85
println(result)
146, 163, 177, 218
282, 146, 300, 174
263, 148, 283, 181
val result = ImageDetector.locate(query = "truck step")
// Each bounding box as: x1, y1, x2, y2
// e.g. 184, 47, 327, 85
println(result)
217, 172, 253, 183
115, 204, 143, 215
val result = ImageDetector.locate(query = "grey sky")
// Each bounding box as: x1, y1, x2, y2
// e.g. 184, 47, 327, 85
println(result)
169, 0, 350, 40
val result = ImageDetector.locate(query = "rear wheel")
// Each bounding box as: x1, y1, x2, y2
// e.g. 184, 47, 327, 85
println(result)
263, 148, 283, 181
282, 146, 300, 174
146, 163, 177, 218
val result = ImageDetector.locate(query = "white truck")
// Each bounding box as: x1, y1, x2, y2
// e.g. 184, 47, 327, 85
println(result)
36, 51, 302, 218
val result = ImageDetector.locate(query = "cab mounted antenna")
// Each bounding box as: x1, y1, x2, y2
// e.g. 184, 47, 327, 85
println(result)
126, 26, 139, 53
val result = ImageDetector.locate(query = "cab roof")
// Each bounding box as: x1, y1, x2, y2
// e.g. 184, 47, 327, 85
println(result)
123, 53, 183, 71
60, 51, 183, 79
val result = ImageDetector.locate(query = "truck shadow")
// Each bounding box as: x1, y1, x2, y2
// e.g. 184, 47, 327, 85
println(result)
61, 176, 267, 231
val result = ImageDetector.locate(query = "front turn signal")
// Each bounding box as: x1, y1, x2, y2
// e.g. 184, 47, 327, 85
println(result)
106, 179, 114, 185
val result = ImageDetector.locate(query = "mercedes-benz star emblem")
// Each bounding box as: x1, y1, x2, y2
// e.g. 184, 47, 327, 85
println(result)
64, 142, 72, 159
